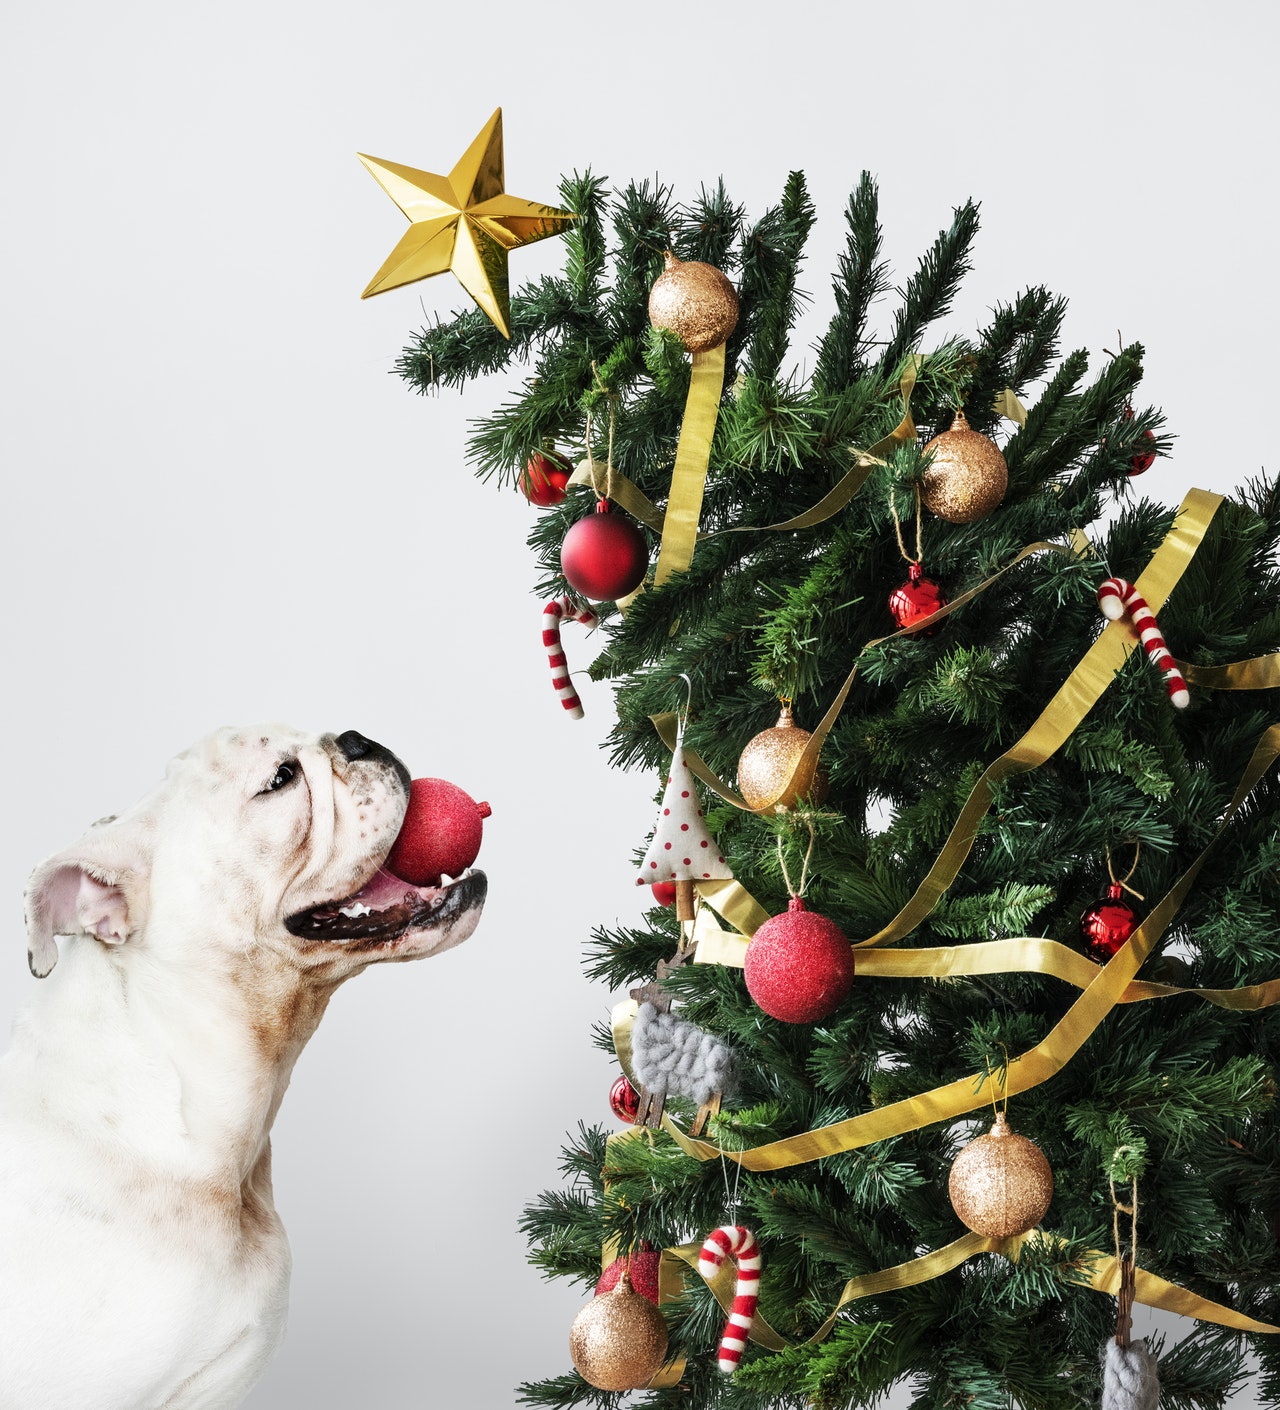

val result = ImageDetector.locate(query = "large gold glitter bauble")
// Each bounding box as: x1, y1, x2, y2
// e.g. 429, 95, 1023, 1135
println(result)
648, 251, 739, 353
920, 409, 1009, 524
737, 704, 824, 812
948, 1112, 1054, 1238
569, 1270, 669, 1391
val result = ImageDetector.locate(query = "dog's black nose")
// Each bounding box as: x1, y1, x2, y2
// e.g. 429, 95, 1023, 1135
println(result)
336, 730, 375, 761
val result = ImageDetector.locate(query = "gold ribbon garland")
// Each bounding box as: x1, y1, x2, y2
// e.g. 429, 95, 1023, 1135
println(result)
660, 1228, 1279, 1354
653, 345, 728, 586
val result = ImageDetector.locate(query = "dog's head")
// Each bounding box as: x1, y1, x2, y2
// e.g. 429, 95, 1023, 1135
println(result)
24, 725, 487, 981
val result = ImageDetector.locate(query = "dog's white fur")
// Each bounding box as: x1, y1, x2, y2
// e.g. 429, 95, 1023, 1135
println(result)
0, 725, 485, 1410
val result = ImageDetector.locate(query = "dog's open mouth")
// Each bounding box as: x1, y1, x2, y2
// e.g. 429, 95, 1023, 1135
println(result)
285, 866, 487, 950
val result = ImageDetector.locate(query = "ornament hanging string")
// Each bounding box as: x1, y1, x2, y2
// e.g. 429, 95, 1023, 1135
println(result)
1107, 843, 1145, 902
775, 819, 817, 901
888, 484, 924, 566
1110, 1172, 1140, 1347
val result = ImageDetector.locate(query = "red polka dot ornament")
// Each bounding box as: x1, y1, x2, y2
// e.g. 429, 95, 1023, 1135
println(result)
636, 736, 733, 921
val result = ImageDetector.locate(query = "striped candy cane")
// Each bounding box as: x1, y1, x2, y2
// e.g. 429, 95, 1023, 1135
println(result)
542, 596, 598, 719
697, 1225, 761, 1373
1098, 577, 1190, 708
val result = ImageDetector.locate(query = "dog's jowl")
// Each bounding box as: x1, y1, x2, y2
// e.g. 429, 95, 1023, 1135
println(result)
0, 725, 486, 1410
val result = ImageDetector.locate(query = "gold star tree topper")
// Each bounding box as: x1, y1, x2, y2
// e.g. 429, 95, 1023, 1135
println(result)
358, 108, 574, 339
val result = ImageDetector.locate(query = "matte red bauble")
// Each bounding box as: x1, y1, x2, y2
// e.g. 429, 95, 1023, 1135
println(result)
519, 449, 572, 505
609, 1073, 640, 1124
1080, 883, 1137, 961
744, 896, 856, 1023
560, 500, 648, 602
596, 1248, 662, 1305
888, 561, 947, 633
385, 778, 491, 887
650, 881, 678, 907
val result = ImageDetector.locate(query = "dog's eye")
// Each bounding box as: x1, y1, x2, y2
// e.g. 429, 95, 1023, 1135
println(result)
262, 761, 298, 794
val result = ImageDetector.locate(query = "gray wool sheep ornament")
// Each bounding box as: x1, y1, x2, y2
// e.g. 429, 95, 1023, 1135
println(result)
629, 1000, 737, 1137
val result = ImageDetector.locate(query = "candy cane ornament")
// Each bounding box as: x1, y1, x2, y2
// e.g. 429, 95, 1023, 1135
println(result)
697, 1224, 762, 1373
542, 596, 598, 719
1097, 577, 1190, 708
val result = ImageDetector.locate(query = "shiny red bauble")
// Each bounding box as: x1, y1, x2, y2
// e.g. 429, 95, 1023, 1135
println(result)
385, 778, 491, 887
519, 449, 573, 505
744, 896, 856, 1024
596, 1247, 662, 1305
609, 1073, 641, 1123
1080, 883, 1137, 961
1122, 404, 1157, 476
560, 500, 649, 602
888, 561, 947, 633
1130, 433, 1157, 475
650, 881, 678, 907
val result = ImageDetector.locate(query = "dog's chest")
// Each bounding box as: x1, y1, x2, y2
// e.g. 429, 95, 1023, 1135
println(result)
0, 1128, 291, 1410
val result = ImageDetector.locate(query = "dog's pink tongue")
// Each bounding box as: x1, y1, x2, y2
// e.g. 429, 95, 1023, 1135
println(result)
384, 778, 490, 887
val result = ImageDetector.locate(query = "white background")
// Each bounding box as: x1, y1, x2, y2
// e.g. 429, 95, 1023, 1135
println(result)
2, 2, 1276, 1406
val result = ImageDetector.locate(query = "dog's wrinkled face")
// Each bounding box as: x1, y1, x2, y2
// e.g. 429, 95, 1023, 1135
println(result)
25, 725, 487, 981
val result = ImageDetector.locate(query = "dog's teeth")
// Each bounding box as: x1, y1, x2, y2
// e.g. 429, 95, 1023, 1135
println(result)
439, 872, 454, 886
339, 902, 373, 918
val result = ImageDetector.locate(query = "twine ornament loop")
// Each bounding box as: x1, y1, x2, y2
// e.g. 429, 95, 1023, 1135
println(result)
1106, 843, 1146, 902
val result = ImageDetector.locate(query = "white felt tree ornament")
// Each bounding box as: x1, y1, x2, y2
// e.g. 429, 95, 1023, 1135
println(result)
637, 743, 733, 918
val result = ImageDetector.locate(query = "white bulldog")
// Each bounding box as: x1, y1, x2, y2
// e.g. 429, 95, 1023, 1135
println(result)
0, 725, 486, 1410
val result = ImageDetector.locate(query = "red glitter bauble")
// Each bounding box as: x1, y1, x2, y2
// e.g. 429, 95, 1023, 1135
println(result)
385, 778, 491, 887
609, 1073, 640, 1124
596, 1247, 662, 1305
650, 881, 678, 907
519, 449, 572, 505
888, 561, 947, 633
560, 500, 648, 602
1080, 883, 1137, 961
744, 896, 856, 1023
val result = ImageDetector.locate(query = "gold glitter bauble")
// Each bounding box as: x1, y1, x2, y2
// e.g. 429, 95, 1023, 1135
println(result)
920, 409, 1009, 524
569, 1271, 669, 1391
648, 251, 739, 353
948, 1112, 1054, 1238
737, 704, 825, 812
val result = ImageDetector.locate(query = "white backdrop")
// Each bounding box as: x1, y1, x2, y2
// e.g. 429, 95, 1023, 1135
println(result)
2, 2, 1276, 1406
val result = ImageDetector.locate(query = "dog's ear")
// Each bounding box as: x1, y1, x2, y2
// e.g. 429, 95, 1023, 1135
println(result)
24, 820, 150, 978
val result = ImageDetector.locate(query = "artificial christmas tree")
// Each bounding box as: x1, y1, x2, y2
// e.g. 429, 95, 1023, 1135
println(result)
385, 168, 1280, 1409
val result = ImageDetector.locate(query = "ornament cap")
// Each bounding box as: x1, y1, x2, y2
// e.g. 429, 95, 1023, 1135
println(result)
908, 560, 923, 583
662, 249, 680, 272
949, 407, 970, 431
787, 895, 807, 914
594, 498, 611, 514
775, 703, 796, 729
1106, 881, 1124, 901
990, 1111, 1013, 1137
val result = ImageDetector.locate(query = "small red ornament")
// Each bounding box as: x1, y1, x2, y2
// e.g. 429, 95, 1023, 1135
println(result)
1122, 405, 1157, 476
519, 449, 573, 505
888, 561, 947, 633
744, 896, 856, 1024
609, 1073, 641, 1124
596, 1248, 661, 1305
385, 778, 491, 887
560, 499, 648, 602
650, 881, 678, 907
1080, 882, 1137, 961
